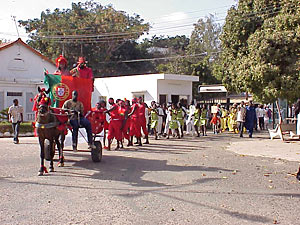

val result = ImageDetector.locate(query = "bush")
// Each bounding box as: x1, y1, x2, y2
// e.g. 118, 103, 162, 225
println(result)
0, 122, 34, 134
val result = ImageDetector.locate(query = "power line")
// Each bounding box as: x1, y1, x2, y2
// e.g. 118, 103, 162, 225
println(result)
99, 51, 221, 64
35, 3, 294, 42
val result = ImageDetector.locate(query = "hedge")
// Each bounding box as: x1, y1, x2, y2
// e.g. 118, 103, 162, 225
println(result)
0, 122, 34, 134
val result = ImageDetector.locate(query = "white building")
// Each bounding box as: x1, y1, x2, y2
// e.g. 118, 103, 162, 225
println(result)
0, 38, 56, 121
92, 73, 199, 106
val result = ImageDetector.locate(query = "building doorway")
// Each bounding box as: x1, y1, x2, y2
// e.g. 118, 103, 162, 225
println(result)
159, 94, 167, 105
171, 95, 179, 104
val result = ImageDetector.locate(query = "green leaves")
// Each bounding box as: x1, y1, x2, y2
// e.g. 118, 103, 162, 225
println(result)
18, 0, 150, 77
218, 0, 300, 103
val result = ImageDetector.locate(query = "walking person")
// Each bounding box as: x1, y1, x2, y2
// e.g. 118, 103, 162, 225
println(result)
150, 103, 159, 140
236, 101, 246, 137
167, 103, 180, 139
210, 113, 220, 134
8, 99, 24, 144
245, 101, 257, 138
194, 104, 201, 137
186, 101, 196, 135
156, 103, 164, 136
200, 104, 208, 136
257, 104, 265, 130
177, 103, 185, 137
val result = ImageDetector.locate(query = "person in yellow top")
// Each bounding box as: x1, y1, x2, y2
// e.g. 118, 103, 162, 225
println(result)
167, 103, 180, 139
177, 103, 185, 138
150, 104, 159, 140
228, 104, 238, 133
220, 106, 229, 132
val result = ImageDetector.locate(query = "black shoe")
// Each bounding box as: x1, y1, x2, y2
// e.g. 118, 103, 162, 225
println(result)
72, 144, 77, 151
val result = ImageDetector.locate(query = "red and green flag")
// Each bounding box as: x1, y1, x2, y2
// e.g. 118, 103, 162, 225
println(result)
44, 74, 92, 114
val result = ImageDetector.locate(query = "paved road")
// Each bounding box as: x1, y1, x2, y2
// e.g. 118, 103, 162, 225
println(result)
0, 133, 299, 225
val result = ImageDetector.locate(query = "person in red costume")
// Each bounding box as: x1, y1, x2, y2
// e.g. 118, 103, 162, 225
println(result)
117, 100, 128, 148
70, 56, 94, 92
138, 97, 149, 144
70, 56, 93, 79
86, 100, 109, 148
123, 100, 132, 146
104, 98, 123, 150
128, 98, 142, 146
54, 55, 70, 76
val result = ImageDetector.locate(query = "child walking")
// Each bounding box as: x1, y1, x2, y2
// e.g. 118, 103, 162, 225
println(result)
210, 113, 221, 134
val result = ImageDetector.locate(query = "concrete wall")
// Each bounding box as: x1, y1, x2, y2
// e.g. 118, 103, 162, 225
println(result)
157, 79, 193, 103
92, 74, 198, 107
92, 74, 159, 106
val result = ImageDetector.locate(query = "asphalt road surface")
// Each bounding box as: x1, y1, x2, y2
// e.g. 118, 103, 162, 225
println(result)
0, 133, 299, 225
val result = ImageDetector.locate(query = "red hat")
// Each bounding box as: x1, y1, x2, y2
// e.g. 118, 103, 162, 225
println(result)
55, 55, 67, 67
77, 56, 85, 64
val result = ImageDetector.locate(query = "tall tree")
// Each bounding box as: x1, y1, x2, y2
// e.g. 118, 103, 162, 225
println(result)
217, 0, 300, 103
19, 1, 150, 77
157, 15, 221, 98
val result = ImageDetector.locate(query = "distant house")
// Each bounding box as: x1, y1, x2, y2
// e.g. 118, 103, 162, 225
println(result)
146, 47, 170, 55
92, 73, 199, 107
0, 38, 56, 121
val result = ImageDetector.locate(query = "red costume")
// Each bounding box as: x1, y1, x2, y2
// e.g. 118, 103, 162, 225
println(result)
138, 103, 148, 136
129, 103, 141, 138
120, 105, 130, 140
107, 104, 122, 141
77, 57, 93, 79
87, 107, 108, 134
77, 67, 93, 79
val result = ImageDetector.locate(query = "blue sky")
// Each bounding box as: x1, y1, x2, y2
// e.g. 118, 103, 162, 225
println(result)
0, 0, 236, 41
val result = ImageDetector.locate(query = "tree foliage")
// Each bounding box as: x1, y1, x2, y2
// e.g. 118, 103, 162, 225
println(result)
157, 15, 222, 97
217, 0, 300, 103
19, 1, 150, 77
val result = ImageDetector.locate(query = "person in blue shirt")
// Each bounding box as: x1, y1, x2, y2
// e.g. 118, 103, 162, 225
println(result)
245, 101, 257, 138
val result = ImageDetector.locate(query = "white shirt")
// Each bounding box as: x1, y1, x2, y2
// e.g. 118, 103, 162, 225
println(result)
8, 105, 24, 123
236, 107, 246, 122
257, 108, 265, 118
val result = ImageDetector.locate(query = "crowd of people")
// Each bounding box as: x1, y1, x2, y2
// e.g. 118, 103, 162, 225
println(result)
83, 98, 274, 151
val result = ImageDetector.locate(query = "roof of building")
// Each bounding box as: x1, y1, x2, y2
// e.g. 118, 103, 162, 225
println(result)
198, 84, 227, 93
0, 38, 54, 65
97, 73, 199, 82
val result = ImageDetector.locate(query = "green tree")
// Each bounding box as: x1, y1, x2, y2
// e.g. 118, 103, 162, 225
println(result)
19, 1, 150, 76
217, 0, 300, 103
157, 15, 221, 97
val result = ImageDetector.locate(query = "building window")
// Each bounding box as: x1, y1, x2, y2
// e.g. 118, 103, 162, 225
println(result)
7, 92, 22, 97
133, 94, 144, 101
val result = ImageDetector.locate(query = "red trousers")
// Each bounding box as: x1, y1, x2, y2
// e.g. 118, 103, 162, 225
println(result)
129, 117, 141, 138
140, 117, 148, 136
107, 120, 122, 141
122, 119, 130, 140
